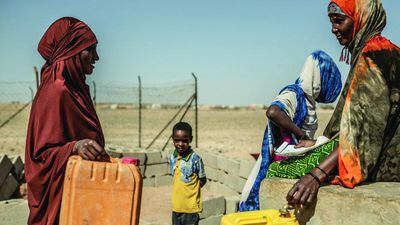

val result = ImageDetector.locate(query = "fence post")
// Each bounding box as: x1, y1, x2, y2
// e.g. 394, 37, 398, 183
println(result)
138, 76, 142, 148
29, 87, 34, 101
192, 73, 198, 148
161, 95, 195, 151
33, 66, 39, 90
92, 81, 96, 107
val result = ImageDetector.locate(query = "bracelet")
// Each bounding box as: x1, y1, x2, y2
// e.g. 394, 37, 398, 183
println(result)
315, 166, 329, 177
306, 172, 322, 186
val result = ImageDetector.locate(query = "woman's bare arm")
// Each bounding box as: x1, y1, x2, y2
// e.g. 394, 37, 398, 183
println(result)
266, 105, 306, 139
286, 147, 338, 206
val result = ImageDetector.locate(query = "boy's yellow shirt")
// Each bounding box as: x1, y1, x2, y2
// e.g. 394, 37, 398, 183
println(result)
170, 149, 206, 213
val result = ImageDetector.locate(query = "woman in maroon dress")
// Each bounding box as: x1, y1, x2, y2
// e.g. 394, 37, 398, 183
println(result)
25, 17, 108, 225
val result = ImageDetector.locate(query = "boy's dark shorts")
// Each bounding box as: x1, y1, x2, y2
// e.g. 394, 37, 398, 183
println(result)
172, 212, 199, 225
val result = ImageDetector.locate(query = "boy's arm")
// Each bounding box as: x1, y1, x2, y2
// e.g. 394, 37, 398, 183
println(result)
198, 157, 207, 188
200, 177, 207, 187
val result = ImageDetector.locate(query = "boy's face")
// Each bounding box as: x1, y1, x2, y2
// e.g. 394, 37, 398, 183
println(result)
172, 130, 192, 155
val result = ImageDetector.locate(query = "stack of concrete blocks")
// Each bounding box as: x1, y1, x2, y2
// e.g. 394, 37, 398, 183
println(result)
106, 146, 172, 187
260, 178, 400, 225
199, 196, 225, 225
198, 150, 256, 216
0, 154, 24, 200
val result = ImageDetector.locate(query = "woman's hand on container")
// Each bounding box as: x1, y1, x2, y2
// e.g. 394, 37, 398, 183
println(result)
286, 173, 320, 206
73, 139, 107, 161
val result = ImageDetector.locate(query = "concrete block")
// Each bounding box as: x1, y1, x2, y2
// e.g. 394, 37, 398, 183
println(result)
239, 159, 255, 179
217, 172, 246, 194
217, 169, 228, 184
199, 214, 222, 225
139, 165, 146, 178
161, 149, 173, 160
229, 175, 247, 194
198, 150, 218, 169
121, 151, 147, 166
145, 163, 169, 177
200, 196, 225, 219
143, 177, 155, 187
105, 149, 123, 158
9, 156, 24, 181
146, 150, 167, 164
0, 199, 29, 225
207, 181, 237, 196
204, 166, 218, 181
217, 155, 240, 174
225, 195, 240, 214
0, 155, 13, 186
0, 174, 19, 201
260, 178, 400, 225
155, 175, 173, 186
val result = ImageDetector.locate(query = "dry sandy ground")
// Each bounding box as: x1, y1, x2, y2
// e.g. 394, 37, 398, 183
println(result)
0, 106, 333, 225
140, 186, 217, 225
0, 106, 333, 158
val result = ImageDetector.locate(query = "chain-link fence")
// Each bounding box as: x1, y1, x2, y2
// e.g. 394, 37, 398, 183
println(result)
0, 75, 198, 155
0, 82, 36, 155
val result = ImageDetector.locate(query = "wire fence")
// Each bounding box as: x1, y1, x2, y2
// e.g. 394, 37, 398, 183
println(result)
0, 82, 36, 155
0, 76, 198, 155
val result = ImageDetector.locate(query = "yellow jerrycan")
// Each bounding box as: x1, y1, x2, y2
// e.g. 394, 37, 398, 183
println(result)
221, 205, 299, 225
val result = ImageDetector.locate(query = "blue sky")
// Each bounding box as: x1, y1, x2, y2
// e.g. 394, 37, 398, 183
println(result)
1, 0, 399, 105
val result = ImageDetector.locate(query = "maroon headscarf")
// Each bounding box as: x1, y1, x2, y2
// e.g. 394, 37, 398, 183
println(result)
25, 17, 104, 225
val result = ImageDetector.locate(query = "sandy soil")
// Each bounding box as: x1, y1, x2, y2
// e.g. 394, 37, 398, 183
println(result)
140, 185, 217, 225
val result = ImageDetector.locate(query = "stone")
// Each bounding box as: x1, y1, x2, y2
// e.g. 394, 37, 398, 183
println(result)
239, 159, 255, 179
199, 214, 223, 225
200, 196, 225, 219
0, 174, 19, 201
260, 178, 400, 225
145, 163, 169, 177
217, 155, 240, 174
225, 195, 240, 214
155, 175, 173, 187
0, 155, 13, 186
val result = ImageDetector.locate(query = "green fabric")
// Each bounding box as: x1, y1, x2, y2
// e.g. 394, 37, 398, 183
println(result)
267, 138, 339, 179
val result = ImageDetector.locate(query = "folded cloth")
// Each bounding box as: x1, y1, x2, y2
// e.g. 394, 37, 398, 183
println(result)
275, 136, 330, 157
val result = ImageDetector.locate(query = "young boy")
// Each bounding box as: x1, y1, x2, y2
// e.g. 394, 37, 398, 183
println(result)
169, 122, 206, 225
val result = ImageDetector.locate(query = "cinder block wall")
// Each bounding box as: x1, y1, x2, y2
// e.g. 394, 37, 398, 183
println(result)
0, 154, 24, 200
260, 178, 400, 225
107, 147, 257, 225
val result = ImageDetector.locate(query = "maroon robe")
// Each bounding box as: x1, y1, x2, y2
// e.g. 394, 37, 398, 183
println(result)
25, 17, 104, 225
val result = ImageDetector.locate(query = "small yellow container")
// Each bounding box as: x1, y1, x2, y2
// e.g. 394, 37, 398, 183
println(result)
221, 206, 299, 225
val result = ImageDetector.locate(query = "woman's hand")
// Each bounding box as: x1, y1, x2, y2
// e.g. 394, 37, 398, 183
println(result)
286, 173, 321, 206
295, 139, 316, 148
73, 139, 108, 161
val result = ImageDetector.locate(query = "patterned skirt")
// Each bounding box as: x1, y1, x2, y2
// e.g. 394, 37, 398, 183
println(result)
267, 138, 339, 179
